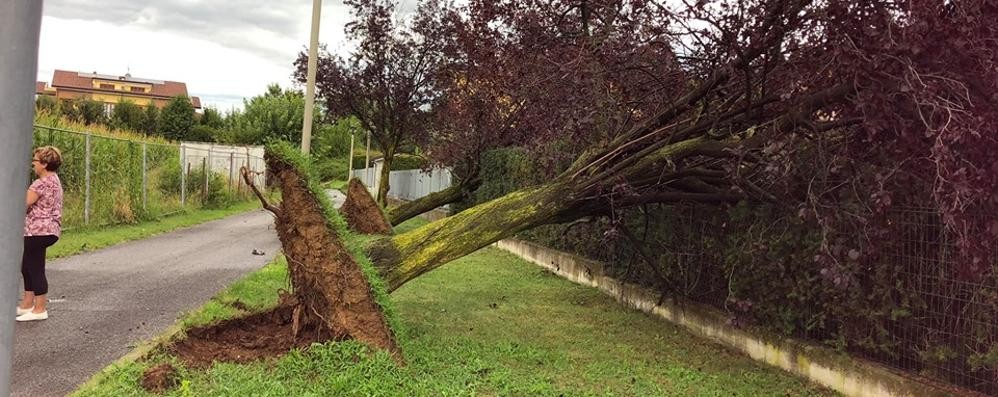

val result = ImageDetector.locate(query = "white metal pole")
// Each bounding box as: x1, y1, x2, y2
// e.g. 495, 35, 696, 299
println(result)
348, 133, 355, 181
0, 2, 43, 394
365, 131, 371, 186
300, 0, 322, 155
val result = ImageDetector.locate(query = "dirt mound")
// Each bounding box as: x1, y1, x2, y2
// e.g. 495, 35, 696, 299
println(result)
168, 305, 340, 368
141, 363, 179, 393
340, 178, 393, 234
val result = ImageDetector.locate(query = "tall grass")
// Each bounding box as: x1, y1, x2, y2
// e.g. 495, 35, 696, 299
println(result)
31, 111, 250, 230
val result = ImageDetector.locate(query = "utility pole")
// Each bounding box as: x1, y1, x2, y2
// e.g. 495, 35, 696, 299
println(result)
300, 0, 322, 155
0, 1, 44, 395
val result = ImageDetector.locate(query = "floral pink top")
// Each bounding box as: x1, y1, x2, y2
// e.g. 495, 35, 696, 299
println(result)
24, 174, 63, 237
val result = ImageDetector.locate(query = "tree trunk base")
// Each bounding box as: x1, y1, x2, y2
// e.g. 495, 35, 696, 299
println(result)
179, 150, 404, 368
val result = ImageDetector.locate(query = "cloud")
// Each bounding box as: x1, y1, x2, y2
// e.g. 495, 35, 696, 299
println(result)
43, 0, 336, 65
37, 0, 419, 110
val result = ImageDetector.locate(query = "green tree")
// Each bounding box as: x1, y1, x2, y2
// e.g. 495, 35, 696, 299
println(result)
314, 117, 360, 159
110, 100, 145, 132
159, 95, 195, 140
199, 107, 224, 129
189, 125, 218, 142
75, 98, 107, 125
35, 95, 60, 115
216, 84, 318, 145
141, 105, 159, 136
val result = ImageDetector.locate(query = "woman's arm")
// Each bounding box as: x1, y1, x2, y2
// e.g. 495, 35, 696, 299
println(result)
26, 189, 39, 208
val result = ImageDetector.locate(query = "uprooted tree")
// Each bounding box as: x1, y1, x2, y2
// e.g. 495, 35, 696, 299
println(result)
247, 0, 996, 361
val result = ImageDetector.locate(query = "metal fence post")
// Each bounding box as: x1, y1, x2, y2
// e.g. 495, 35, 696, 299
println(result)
180, 144, 186, 206
206, 144, 213, 192
202, 157, 208, 201
84, 133, 91, 225
142, 143, 147, 211
229, 152, 235, 193
0, 2, 43, 394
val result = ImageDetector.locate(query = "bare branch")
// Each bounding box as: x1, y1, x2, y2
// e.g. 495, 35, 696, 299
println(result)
241, 166, 283, 217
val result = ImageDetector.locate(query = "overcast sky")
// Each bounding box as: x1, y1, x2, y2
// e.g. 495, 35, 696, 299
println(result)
37, 0, 418, 111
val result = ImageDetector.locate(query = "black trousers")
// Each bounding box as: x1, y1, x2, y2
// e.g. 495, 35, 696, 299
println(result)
22, 235, 58, 296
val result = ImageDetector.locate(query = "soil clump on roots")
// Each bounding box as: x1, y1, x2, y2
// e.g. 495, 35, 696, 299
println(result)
151, 148, 402, 377
340, 178, 393, 234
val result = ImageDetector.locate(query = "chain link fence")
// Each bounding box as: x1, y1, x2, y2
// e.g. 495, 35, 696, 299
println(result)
31, 125, 266, 231
378, 163, 996, 395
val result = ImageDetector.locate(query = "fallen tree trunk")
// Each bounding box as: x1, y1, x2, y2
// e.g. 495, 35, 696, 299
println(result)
385, 178, 478, 226
370, 181, 577, 290
242, 151, 403, 363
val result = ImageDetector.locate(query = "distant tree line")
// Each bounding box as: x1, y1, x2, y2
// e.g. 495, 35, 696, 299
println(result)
33, 83, 353, 148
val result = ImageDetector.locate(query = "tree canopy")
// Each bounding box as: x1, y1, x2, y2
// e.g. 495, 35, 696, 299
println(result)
159, 95, 196, 141
324, 0, 998, 282
218, 84, 318, 145
294, 0, 446, 205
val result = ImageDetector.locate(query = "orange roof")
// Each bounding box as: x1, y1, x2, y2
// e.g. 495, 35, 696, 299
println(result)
36, 81, 47, 92
51, 70, 191, 99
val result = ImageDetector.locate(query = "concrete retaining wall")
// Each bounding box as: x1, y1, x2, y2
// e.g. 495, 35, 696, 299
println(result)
494, 238, 964, 397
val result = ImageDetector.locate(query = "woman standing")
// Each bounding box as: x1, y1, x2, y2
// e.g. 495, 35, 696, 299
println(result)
17, 146, 63, 322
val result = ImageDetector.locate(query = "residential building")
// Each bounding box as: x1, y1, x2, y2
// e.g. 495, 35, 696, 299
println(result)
36, 70, 201, 114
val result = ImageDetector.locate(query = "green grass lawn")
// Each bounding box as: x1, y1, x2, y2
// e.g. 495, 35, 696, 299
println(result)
50, 200, 263, 259
74, 218, 837, 397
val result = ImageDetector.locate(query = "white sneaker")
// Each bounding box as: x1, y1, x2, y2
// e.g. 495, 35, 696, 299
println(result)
16, 307, 32, 316
16, 311, 47, 322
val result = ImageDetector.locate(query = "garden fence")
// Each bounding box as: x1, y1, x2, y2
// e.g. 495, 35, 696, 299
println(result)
374, 167, 997, 395
31, 125, 266, 231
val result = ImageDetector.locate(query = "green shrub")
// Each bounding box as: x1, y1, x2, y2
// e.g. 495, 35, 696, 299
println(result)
36, 95, 60, 115
158, 163, 232, 207
389, 153, 427, 171
313, 157, 349, 182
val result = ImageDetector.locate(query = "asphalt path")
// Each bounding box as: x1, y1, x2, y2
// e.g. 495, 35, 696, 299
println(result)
11, 209, 281, 397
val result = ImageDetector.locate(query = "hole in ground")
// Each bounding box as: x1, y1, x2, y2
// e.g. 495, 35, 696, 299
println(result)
167, 304, 344, 369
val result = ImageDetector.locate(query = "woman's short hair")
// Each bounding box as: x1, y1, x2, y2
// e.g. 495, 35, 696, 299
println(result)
34, 146, 62, 172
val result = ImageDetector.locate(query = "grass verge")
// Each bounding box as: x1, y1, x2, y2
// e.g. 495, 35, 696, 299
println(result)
51, 200, 263, 259
73, 218, 837, 397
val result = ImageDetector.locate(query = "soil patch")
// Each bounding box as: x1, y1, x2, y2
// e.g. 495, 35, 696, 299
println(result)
340, 178, 393, 234
140, 363, 178, 393
168, 305, 340, 368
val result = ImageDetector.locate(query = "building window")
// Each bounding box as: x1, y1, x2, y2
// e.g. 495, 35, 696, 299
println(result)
130, 86, 145, 93
99, 83, 114, 90
104, 102, 115, 116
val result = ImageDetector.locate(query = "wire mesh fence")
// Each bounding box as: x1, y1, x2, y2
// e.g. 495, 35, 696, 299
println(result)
519, 203, 997, 395
353, 160, 996, 394
31, 125, 266, 231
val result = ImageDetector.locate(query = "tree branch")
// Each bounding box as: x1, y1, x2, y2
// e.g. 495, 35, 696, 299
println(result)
241, 166, 282, 217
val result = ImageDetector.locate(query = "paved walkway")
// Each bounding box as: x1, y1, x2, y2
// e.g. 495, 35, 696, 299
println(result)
11, 209, 280, 397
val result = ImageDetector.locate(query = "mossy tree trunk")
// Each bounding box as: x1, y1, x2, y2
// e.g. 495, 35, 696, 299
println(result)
385, 176, 480, 226
370, 181, 577, 291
